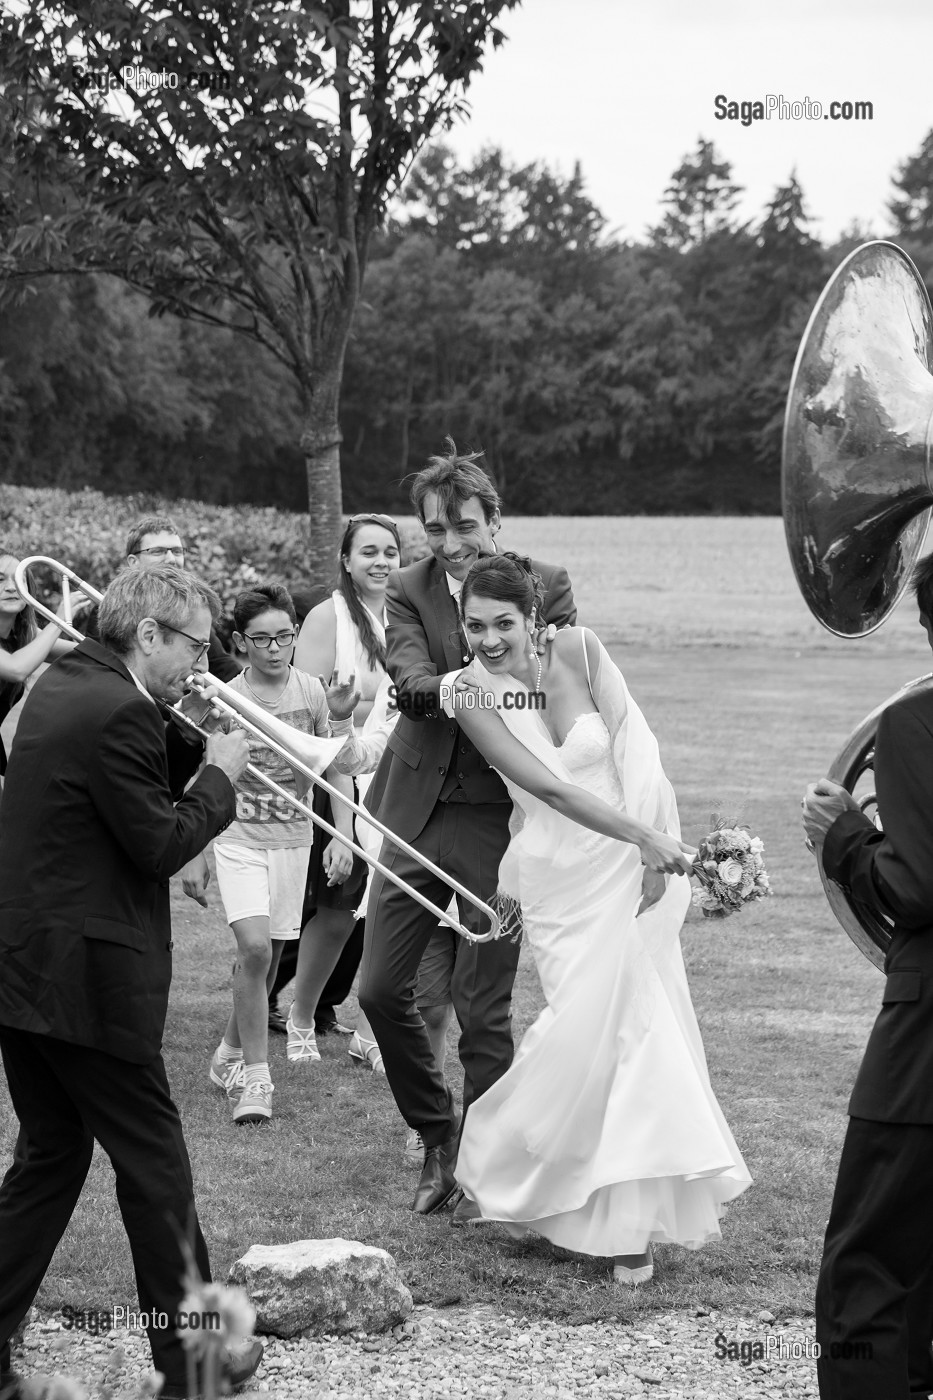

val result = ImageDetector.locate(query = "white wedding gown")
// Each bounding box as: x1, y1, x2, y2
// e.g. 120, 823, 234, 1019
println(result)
448, 633, 751, 1256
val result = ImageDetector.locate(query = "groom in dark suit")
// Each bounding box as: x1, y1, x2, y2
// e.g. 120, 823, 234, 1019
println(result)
358, 442, 576, 1217
803, 553, 933, 1399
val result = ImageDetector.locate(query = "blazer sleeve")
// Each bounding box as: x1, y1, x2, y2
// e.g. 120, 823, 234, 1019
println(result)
542, 565, 577, 629
384, 570, 444, 720
87, 695, 236, 883
823, 702, 933, 929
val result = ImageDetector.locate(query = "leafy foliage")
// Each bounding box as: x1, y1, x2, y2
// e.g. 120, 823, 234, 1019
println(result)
6, 122, 933, 514
0, 482, 428, 618
0, 0, 518, 563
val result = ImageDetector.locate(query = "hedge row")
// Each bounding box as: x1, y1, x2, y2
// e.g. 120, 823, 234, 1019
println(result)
0, 484, 428, 615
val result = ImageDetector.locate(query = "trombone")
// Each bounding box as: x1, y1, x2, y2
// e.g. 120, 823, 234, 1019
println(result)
13, 556, 501, 942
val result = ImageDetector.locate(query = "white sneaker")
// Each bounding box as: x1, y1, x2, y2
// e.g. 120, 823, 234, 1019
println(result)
404, 1127, 424, 1165
209, 1049, 245, 1102
233, 1079, 274, 1125
286, 1016, 321, 1063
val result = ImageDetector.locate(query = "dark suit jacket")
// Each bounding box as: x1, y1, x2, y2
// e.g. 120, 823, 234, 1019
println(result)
0, 640, 236, 1063
366, 555, 576, 843
823, 686, 933, 1122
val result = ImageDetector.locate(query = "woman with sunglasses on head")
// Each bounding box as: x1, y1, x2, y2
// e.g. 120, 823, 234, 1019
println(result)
0, 551, 75, 792
291, 514, 402, 1074
208, 583, 352, 1125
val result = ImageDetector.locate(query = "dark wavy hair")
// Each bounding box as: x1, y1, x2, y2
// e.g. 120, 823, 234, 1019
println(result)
233, 583, 297, 635
408, 437, 501, 524
0, 551, 37, 652
460, 552, 545, 626
337, 515, 401, 672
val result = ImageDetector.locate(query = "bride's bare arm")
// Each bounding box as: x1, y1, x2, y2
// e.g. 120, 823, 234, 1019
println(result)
452, 702, 694, 875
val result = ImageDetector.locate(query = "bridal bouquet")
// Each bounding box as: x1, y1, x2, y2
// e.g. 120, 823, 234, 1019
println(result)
691, 820, 771, 919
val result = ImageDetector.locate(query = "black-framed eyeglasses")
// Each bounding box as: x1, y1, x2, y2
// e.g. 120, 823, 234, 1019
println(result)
243, 629, 297, 650
159, 621, 210, 661
133, 545, 187, 560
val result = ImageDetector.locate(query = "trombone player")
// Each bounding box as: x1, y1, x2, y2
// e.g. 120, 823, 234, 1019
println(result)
0, 565, 261, 1400
803, 553, 933, 1400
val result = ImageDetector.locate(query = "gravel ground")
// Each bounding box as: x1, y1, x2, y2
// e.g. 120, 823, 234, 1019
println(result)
13, 1305, 820, 1398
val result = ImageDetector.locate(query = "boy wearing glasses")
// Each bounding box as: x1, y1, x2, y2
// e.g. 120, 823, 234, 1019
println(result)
208, 584, 353, 1125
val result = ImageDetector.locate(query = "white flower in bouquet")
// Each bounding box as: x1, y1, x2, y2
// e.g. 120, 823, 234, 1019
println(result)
717, 858, 744, 886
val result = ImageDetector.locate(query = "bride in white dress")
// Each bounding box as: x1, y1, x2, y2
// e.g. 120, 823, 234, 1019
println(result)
441, 553, 751, 1283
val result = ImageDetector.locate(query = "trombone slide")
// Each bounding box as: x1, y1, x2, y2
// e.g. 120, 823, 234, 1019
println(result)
12, 557, 500, 941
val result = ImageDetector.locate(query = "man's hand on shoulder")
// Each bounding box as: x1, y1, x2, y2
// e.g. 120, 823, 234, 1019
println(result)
802, 779, 860, 848
533, 622, 558, 655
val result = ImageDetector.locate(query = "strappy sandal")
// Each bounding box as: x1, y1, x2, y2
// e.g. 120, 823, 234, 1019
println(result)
348, 1031, 386, 1075
286, 1016, 321, 1063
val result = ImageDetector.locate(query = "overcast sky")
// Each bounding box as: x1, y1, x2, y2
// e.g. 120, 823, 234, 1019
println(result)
440, 0, 933, 245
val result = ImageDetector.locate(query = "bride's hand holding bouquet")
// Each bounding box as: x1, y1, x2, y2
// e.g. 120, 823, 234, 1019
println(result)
637, 827, 697, 875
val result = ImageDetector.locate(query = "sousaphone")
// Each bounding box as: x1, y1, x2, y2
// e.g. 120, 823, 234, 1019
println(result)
783, 240, 933, 969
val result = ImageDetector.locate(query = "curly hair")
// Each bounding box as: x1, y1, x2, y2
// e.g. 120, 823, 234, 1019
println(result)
459, 552, 545, 625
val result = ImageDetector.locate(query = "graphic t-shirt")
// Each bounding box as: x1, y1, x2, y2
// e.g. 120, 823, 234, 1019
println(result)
223, 666, 330, 849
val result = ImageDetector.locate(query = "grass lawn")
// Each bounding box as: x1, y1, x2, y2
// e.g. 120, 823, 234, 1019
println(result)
0, 516, 927, 1326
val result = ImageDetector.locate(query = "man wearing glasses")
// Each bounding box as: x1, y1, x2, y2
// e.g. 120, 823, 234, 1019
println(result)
0, 566, 262, 1400
74, 517, 242, 688
125, 517, 242, 684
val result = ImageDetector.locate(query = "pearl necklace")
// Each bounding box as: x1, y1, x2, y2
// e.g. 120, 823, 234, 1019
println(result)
531, 649, 542, 694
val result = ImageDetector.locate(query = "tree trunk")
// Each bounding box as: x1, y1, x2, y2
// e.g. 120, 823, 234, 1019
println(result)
301, 371, 345, 578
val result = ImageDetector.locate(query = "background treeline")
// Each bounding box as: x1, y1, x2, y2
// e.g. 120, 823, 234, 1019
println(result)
4, 134, 933, 514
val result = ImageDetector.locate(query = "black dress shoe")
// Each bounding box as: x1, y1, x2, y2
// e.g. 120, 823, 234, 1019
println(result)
315, 1015, 353, 1036
412, 1135, 459, 1215
268, 1006, 288, 1035
159, 1338, 264, 1398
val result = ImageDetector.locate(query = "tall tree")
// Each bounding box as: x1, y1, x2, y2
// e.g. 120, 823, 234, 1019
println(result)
890, 129, 933, 236
652, 137, 743, 251
742, 174, 827, 487
0, 0, 516, 567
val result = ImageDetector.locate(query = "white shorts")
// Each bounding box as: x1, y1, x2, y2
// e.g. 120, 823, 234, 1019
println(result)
213, 841, 310, 940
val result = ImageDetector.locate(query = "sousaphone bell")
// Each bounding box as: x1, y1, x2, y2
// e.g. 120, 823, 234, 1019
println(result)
783, 240, 933, 968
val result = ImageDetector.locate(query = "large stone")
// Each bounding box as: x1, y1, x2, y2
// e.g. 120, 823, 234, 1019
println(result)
228, 1239, 413, 1338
